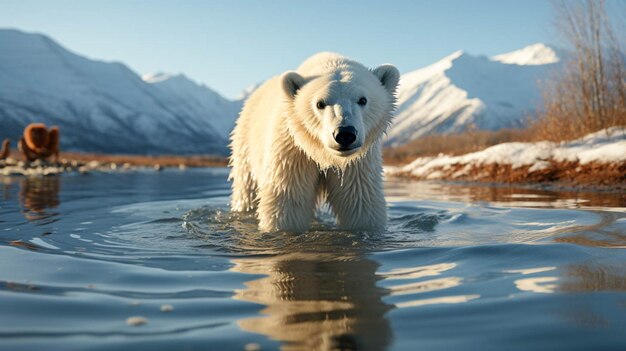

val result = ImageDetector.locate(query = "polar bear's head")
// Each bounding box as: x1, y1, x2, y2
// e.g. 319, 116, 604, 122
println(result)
280, 53, 399, 169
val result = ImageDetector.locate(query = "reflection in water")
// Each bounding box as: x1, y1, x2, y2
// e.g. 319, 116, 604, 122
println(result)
387, 277, 462, 296
555, 232, 626, 248
1, 178, 12, 202
395, 295, 480, 308
561, 263, 626, 292
505, 267, 559, 294
504, 267, 556, 275
380, 263, 463, 298
386, 179, 626, 209
554, 210, 626, 248
515, 277, 559, 293
231, 252, 393, 351
377, 263, 456, 280
19, 176, 60, 221
559, 263, 626, 328
378, 262, 481, 309
508, 261, 626, 295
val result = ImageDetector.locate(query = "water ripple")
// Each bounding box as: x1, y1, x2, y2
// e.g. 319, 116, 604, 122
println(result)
1, 171, 625, 350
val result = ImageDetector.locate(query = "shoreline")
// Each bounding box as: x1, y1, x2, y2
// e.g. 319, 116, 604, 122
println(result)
386, 161, 626, 191
0, 152, 228, 176
386, 127, 626, 190
59, 152, 227, 168
2, 150, 624, 191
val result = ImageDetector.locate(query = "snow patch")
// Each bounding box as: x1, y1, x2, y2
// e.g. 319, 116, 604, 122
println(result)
141, 72, 175, 83
528, 161, 551, 173
394, 127, 626, 179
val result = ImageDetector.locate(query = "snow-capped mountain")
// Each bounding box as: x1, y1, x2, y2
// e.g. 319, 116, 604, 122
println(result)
142, 72, 240, 137
0, 30, 566, 154
0, 29, 240, 155
492, 43, 564, 65
386, 44, 564, 146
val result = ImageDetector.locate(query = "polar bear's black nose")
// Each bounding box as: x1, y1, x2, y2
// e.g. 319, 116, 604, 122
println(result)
333, 126, 357, 147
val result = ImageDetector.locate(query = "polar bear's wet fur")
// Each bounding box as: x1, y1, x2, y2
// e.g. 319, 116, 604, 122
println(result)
229, 52, 399, 232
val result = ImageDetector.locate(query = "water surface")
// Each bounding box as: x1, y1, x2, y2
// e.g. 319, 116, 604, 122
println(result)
1, 169, 625, 350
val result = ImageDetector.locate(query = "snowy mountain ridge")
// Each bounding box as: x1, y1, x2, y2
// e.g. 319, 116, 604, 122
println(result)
492, 43, 563, 65
0, 29, 240, 155
387, 43, 565, 146
142, 72, 241, 136
0, 28, 566, 153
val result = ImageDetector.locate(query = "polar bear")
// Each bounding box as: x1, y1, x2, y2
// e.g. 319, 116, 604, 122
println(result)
229, 52, 399, 232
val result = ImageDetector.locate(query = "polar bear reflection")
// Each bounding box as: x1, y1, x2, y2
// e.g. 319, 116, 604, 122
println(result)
231, 252, 392, 350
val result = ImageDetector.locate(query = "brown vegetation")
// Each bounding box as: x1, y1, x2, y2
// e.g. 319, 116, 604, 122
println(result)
383, 128, 532, 165
385, 0, 625, 191
19, 123, 60, 162
392, 160, 626, 188
388, 178, 626, 208
532, 0, 626, 141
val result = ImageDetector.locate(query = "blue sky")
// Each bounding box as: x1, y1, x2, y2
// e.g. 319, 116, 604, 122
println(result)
1, 0, 556, 98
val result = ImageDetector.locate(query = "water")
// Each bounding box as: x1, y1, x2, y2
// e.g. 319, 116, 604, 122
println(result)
1, 168, 625, 350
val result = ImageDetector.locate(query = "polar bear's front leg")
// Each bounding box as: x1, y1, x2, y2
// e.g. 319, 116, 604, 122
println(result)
326, 149, 387, 231
256, 152, 320, 233
229, 160, 258, 213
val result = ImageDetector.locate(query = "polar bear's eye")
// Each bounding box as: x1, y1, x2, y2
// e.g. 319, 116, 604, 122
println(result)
316, 101, 327, 109
358, 97, 367, 106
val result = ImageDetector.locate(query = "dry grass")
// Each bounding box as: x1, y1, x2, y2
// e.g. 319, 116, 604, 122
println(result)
383, 128, 533, 165
532, 0, 626, 141
392, 160, 626, 188
386, 1, 626, 165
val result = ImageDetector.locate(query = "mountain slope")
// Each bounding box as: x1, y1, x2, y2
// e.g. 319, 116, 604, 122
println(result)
142, 72, 241, 137
0, 29, 239, 155
386, 44, 564, 146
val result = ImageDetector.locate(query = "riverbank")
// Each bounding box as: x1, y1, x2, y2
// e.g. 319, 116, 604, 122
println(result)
0, 152, 227, 176
386, 127, 626, 188
2, 128, 624, 189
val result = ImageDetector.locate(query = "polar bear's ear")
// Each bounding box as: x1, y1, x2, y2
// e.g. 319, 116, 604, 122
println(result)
281, 71, 305, 99
372, 64, 400, 94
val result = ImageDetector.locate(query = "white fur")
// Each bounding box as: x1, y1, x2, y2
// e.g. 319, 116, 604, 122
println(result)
229, 52, 399, 232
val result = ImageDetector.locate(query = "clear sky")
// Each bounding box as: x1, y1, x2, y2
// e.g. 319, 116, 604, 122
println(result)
0, 0, 556, 98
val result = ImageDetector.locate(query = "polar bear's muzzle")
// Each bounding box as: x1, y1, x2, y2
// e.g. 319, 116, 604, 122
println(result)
333, 126, 357, 147
331, 126, 362, 155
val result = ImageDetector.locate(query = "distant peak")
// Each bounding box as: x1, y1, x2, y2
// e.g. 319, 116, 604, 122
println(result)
0, 28, 47, 39
444, 50, 465, 62
525, 43, 552, 50
142, 72, 176, 83
400, 50, 472, 85
492, 43, 560, 65
237, 82, 263, 100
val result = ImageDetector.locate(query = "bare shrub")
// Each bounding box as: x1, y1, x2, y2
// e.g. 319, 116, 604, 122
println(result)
533, 0, 626, 141
383, 128, 532, 165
